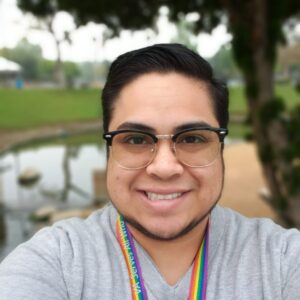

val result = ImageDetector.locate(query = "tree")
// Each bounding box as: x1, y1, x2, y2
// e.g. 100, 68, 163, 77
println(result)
17, 0, 75, 86
171, 14, 198, 52
39, 59, 79, 85
208, 45, 240, 81
17, 0, 300, 227
0, 38, 43, 79
0, 39, 79, 83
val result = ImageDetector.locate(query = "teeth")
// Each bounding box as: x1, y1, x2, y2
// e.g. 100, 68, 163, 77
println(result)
146, 192, 182, 201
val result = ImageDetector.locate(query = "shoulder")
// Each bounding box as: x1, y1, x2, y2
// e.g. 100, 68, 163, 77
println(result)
212, 205, 300, 274
52, 203, 117, 242
43, 203, 119, 256
1, 204, 118, 269
213, 205, 300, 248
0, 205, 120, 299
209, 206, 300, 297
216, 205, 300, 242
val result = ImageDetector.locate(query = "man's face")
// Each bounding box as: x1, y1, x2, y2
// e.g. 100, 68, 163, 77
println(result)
106, 72, 224, 240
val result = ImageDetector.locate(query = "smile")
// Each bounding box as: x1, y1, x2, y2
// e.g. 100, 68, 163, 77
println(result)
145, 192, 182, 201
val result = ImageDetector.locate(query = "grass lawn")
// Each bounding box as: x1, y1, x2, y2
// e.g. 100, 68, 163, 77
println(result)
0, 89, 101, 129
229, 83, 300, 114
0, 83, 298, 131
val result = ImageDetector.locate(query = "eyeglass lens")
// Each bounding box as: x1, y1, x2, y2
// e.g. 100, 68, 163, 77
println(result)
111, 130, 221, 169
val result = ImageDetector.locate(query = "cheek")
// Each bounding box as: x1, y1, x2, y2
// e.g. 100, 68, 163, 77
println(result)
106, 160, 134, 195
192, 158, 224, 189
106, 161, 119, 195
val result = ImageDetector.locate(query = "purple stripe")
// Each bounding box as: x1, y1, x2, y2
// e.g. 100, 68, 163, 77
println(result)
123, 219, 148, 300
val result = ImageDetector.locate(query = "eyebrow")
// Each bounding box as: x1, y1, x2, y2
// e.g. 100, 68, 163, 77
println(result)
174, 122, 214, 134
117, 121, 214, 134
117, 122, 156, 133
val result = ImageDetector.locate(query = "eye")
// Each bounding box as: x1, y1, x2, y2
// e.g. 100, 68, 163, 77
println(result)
177, 133, 208, 144
122, 133, 152, 145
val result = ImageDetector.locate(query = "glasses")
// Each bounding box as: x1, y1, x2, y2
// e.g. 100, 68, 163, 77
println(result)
103, 127, 228, 169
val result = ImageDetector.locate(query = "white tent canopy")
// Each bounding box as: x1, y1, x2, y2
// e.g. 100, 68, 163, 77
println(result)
0, 57, 21, 72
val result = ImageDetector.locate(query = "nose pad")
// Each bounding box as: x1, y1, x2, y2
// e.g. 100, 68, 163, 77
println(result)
146, 141, 184, 178
171, 143, 176, 154
154, 141, 177, 161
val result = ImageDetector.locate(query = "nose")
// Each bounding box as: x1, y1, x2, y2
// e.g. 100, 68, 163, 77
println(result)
146, 140, 184, 180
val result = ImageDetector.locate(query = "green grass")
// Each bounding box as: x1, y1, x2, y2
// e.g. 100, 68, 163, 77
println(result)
228, 86, 247, 114
0, 89, 101, 129
227, 83, 299, 140
228, 123, 252, 140
275, 83, 300, 108
229, 83, 300, 114
0, 84, 298, 130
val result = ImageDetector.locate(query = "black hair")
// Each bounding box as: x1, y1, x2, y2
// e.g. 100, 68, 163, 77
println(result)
102, 43, 229, 132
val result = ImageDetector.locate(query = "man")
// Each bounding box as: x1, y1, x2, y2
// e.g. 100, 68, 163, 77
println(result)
0, 43, 299, 299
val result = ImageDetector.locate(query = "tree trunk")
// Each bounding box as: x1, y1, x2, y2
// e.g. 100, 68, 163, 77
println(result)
53, 47, 66, 88
228, 0, 300, 228
47, 17, 66, 87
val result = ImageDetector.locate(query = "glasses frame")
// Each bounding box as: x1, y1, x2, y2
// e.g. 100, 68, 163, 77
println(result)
102, 127, 228, 169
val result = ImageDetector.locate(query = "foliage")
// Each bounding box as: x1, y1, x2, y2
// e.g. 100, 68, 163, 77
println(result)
17, 0, 77, 86
283, 106, 300, 194
258, 97, 286, 125
39, 59, 55, 80
78, 61, 110, 85
39, 59, 80, 82
171, 15, 198, 52
63, 61, 80, 84
0, 39, 43, 79
0, 39, 80, 82
17, 0, 58, 18
209, 45, 241, 81
16, 1, 299, 37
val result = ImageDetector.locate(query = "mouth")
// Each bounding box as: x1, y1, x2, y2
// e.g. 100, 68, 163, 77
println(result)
145, 191, 183, 201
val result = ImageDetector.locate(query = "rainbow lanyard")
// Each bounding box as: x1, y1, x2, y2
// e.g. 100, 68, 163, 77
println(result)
116, 215, 209, 300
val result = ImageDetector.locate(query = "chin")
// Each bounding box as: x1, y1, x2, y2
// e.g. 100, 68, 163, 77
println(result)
122, 213, 209, 241
111, 187, 223, 241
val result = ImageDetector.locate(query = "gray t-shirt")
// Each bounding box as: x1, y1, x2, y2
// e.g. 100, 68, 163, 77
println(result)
0, 204, 299, 299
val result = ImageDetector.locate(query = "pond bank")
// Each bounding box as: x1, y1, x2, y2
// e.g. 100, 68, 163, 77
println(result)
0, 120, 101, 155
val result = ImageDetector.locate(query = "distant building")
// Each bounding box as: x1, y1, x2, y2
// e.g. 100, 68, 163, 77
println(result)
0, 57, 22, 88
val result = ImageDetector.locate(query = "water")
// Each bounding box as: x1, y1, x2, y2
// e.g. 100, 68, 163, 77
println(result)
0, 139, 108, 261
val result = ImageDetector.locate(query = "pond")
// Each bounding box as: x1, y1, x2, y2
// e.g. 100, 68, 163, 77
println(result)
0, 133, 109, 261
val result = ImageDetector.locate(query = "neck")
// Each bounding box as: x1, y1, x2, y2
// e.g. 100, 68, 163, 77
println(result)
127, 217, 209, 285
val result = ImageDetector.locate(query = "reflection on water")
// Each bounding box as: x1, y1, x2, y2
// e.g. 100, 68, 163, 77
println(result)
0, 139, 108, 261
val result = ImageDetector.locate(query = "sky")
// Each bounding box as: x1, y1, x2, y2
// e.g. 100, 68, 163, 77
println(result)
0, 0, 232, 62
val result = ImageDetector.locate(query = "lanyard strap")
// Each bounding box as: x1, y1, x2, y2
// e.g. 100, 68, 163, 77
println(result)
116, 215, 209, 300
116, 215, 148, 300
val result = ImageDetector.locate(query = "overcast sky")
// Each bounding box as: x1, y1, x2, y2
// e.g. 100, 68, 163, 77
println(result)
0, 0, 232, 62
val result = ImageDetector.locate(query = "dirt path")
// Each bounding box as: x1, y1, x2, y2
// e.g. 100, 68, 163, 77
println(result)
221, 142, 278, 221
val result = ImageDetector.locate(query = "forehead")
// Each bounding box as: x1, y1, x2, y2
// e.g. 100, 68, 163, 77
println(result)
109, 72, 218, 131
